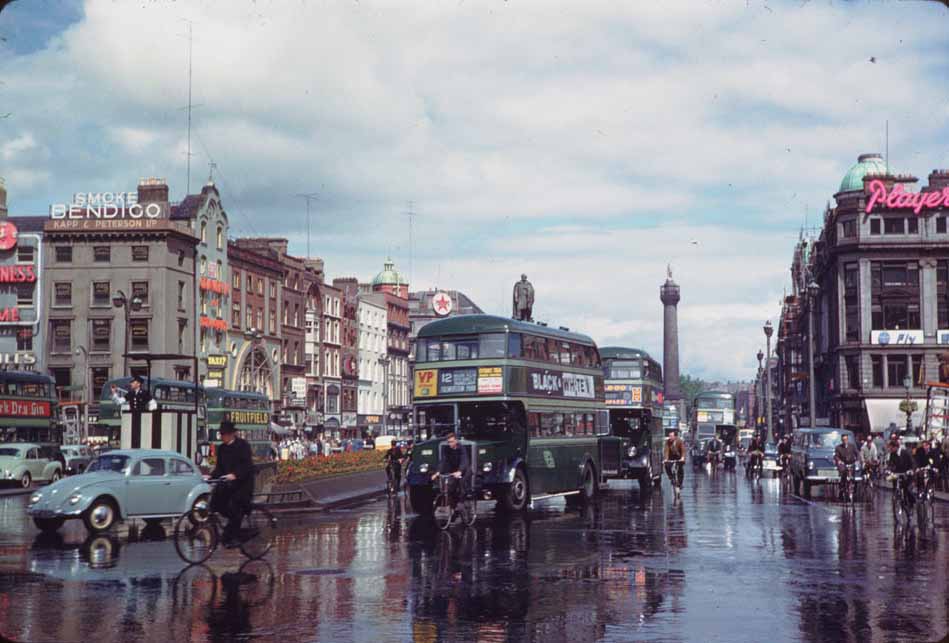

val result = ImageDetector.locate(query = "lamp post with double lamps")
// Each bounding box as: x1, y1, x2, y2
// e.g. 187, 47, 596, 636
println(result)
113, 290, 143, 376
756, 349, 764, 430
764, 321, 774, 442
378, 355, 391, 436
807, 282, 820, 431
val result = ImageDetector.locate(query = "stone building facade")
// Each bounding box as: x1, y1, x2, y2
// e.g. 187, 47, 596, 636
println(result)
42, 179, 199, 409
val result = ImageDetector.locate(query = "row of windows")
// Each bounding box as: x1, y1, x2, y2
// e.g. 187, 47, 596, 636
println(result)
416, 333, 600, 369
841, 216, 949, 239
604, 358, 662, 382
527, 412, 603, 438
55, 246, 149, 263
198, 220, 225, 250
843, 353, 926, 390
50, 317, 189, 354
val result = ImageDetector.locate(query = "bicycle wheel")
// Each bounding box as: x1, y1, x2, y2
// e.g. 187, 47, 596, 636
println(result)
433, 493, 452, 530
461, 498, 477, 527
174, 512, 219, 565
240, 506, 277, 560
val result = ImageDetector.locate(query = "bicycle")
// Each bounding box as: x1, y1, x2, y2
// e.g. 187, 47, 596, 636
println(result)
779, 454, 793, 489
174, 479, 277, 564
746, 452, 763, 482
432, 473, 476, 530
385, 463, 402, 496
914, 466, 936, 526
890, 472, 914, 528
664, 459, 683, 498
838, 463, 857, 504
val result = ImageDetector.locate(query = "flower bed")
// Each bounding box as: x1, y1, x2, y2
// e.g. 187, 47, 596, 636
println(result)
274, 449, 386, 485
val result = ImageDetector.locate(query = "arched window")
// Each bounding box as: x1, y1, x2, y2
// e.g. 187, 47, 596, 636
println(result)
200, 255, 207, 275
216, 226, 224, 250
200, 220, 207, 243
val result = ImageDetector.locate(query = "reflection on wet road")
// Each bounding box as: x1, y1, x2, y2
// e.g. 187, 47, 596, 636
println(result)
1, 471, 947, 642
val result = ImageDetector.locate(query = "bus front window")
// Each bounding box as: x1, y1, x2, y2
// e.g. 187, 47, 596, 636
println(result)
415, 405, 455, 440
457, 401, 525, 440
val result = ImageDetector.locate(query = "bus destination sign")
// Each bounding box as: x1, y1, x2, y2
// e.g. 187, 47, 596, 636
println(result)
439, 368, 478, 395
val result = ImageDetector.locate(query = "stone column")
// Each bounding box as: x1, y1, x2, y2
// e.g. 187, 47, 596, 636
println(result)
920, 258, 938, 339
660, 274, 682, 403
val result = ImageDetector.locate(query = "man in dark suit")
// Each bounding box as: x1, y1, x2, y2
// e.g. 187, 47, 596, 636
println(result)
210, 420, 256, 546
111, 376, 153, 448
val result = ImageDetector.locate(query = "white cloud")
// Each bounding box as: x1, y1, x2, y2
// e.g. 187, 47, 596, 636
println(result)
2, 133, 37, 161
1, 0, 947, 378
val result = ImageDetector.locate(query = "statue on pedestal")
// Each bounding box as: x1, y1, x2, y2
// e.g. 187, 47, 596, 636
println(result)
512, 274, 534, 322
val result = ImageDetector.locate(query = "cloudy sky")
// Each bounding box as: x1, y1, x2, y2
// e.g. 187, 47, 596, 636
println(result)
2, 0, 948, 381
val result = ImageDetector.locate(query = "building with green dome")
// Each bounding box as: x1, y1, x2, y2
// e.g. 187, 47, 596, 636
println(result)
837, 153, 889, 194
371, 258, 408, 298
772, 152, 949, 447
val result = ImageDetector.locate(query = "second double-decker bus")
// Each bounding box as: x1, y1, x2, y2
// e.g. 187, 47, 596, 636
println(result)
407, 314, 622, 514
600, 347, 664, 489
205, 388, 272, 460
0, 372, 58, 443
689, 390, 736, 464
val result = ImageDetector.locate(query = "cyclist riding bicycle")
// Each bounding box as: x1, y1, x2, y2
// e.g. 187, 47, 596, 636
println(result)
777, 435, 792, 469
430, 432, 470, 506
747, 434, 765, 474
384, 442, 406, 494
705, 434, 723, 465
833, 433, 860, 484
664, 431, 685, 483
208, 420, 256, 548
887, 438, 915, 502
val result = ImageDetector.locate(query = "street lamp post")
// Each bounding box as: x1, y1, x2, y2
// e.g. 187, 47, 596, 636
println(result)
901, 375, 917, 437
113, 290, 143, 375
806, 282, 820, 431
756, 349, 764, 429
764, 320, 773, 442
378, 355, 390, 436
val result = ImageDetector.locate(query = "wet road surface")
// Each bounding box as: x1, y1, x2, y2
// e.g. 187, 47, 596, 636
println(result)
1, 469, 948, 643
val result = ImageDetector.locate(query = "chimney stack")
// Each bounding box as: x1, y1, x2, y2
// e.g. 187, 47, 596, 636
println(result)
137, 177, 169, 205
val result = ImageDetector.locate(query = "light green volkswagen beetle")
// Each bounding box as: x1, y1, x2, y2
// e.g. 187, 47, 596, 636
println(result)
27, 449, 211, 534
0, 443, 64, 489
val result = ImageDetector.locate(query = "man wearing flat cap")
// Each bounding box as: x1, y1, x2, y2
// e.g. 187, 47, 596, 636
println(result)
209, 420, 255, 546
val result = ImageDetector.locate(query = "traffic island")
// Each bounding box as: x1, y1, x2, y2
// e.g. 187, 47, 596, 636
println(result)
257, 451, 388, 513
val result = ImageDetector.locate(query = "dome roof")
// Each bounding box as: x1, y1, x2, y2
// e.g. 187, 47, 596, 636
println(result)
372, 258, 405, 287
839, 153, 888, 193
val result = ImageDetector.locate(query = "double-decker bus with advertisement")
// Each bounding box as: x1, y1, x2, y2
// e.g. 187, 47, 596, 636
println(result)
689, 390, 736, 464
599, 347, 664, 489
205, 388, 272, 460
0, 372, 58, 443
406, 314, 622, 515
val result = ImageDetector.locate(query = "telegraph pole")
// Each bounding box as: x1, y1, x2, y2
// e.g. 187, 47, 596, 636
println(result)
296, 193, 320, 258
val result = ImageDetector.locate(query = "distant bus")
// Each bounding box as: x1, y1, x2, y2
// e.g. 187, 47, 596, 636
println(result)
205, 388, 272, 460
599, 346, 664, 488
0, 372, 58, 443
690, 390, 736, 446
407, 314, 622, 514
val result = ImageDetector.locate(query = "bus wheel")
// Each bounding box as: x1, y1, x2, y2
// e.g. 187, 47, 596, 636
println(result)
500, 467, 529, 513
580, 463, 598, 505
408, 486, 434, 517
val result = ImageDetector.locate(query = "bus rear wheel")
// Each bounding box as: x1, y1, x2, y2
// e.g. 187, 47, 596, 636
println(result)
499, 467, 529, 513
408, 486, 434, 517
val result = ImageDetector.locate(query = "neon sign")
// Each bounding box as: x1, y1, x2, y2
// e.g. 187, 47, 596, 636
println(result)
0, 265, 36, 283
49, 192, 162, 220
865, 180, 949, 214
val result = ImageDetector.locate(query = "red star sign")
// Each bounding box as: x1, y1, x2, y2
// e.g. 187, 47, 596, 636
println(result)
434, 294, 451, 314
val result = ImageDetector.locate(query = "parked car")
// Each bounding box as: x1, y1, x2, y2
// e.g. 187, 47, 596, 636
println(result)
26, 449, 211, 534
789, 428, 861, 498
60, 445, 93, 475
0, 443, 65, 488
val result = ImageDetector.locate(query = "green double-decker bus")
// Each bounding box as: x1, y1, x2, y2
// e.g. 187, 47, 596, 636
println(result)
600, 346, 664, 488
407, 314, 622, 514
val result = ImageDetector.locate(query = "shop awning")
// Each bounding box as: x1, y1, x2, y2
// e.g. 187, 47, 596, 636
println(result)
864, 398, 925, 434
269, 422, 290, 436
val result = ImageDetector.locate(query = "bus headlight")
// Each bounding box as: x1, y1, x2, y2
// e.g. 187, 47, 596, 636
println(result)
627, 447, 637, 458
419, 463, 429, 474
807, 460, 814, 470
483, 462, 493, 473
